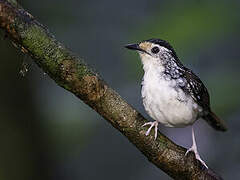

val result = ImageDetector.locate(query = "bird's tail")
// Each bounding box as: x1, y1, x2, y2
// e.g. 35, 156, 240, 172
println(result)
203, 111, 227, 131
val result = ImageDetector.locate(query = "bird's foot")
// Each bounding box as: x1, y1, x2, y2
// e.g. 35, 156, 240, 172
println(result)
185, 127, 208, 169
142, 121, 158, 140
185, 145, 208, 169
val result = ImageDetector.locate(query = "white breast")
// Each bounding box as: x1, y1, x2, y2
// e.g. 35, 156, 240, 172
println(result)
141, 62, 199, 128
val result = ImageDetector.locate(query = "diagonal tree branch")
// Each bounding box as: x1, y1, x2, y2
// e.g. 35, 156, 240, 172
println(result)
0, 0, 223, 179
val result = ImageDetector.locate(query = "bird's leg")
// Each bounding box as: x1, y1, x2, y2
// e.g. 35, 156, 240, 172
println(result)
142, 121, 158, 140
185, 126, 208, 169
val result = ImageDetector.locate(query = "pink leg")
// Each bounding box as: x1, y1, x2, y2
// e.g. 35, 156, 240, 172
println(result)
185, 126, 208, 168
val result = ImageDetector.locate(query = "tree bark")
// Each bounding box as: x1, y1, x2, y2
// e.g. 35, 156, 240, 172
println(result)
0, 0, 224, 179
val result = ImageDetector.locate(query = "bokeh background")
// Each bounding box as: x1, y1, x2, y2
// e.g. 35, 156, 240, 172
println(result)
0, 0, 240, 179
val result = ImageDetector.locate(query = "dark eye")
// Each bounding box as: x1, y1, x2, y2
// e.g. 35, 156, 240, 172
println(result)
151, 46, 160, 54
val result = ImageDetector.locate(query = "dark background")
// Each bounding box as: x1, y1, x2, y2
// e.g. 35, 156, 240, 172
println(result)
0, 0, 240, 179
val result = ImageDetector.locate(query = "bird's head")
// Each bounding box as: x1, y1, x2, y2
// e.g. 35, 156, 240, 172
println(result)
125, 39, 179, 67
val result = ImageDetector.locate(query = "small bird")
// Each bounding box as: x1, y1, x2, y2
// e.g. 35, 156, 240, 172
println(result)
125, 38, 227, 168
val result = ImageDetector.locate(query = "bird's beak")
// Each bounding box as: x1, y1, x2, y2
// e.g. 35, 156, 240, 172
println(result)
125, 43, 150, 55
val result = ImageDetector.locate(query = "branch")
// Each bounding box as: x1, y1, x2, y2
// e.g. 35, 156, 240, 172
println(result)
0, 1, 223, 179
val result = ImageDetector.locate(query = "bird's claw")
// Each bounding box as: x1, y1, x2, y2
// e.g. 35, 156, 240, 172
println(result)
185, 147, 208, 169
142, 121, 158, 140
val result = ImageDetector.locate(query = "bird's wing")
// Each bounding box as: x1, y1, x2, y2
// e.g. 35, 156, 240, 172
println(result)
181, 68, 210, 111
181, 68, 227, 131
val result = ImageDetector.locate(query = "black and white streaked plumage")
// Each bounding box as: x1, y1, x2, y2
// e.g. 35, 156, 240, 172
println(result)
125, 38, 227, 168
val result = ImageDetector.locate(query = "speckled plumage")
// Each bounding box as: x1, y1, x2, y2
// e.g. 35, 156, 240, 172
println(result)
135, 39, 226, 131
125, 39, 227, 131
125, 38, 227, 168
146, 39, 210, 114
140, 46, 201, 128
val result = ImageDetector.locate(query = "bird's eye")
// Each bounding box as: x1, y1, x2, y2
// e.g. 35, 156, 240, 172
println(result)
151, 46, 160, 54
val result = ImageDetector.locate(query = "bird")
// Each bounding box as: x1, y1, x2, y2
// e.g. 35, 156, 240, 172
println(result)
125, 38, 227, 168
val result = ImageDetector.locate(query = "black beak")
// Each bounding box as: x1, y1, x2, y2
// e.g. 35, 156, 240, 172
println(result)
125, 43, 141, 51
125, 43, 149, 54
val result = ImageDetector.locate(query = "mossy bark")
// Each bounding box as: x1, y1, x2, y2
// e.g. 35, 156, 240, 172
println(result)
0, 0, 223, 179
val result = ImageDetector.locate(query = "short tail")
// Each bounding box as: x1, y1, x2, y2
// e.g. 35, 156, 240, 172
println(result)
203, 111, 227, 131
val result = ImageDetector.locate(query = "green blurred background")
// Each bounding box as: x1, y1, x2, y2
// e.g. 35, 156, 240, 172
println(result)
0, 0, 239, 179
